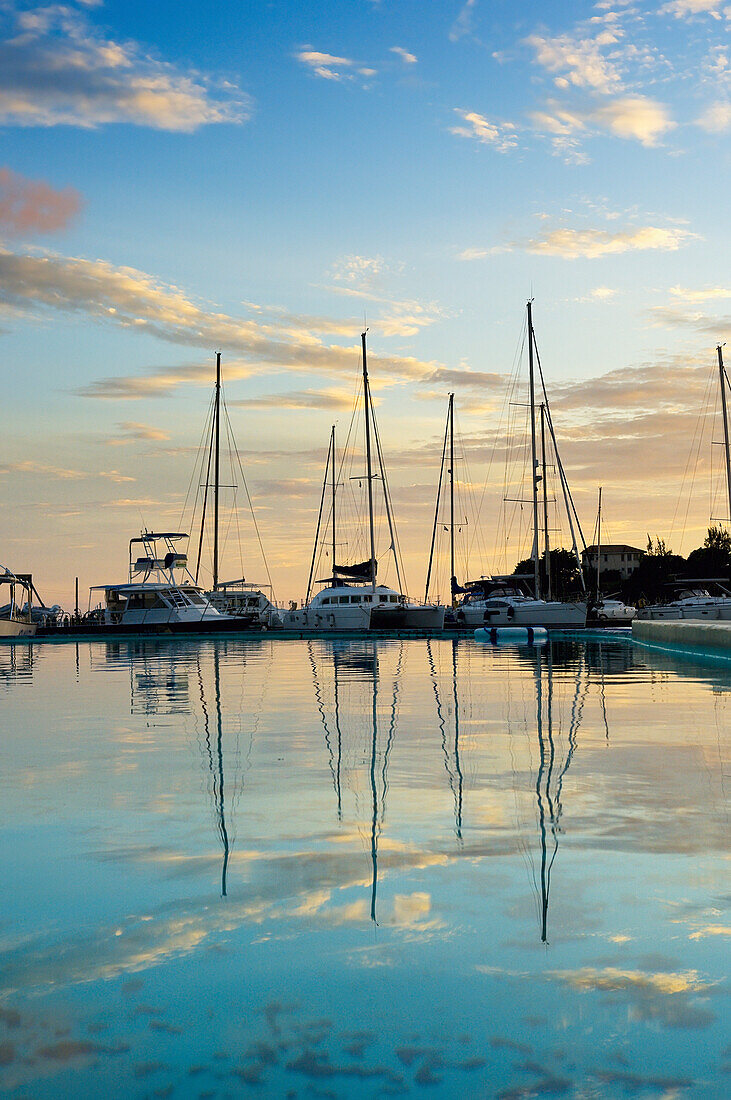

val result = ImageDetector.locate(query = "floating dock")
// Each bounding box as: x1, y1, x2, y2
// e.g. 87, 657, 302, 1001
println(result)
632, 619, 731, 662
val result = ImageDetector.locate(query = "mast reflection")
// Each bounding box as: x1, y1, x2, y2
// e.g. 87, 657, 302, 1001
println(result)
531, 641, 590, 944
310, 640, 402, 924
426, 638, 464, 840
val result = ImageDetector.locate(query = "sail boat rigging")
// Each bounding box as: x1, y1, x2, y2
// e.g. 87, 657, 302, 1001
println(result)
189, 353, 280, 627
281, 333, 444, 630
434, 304, 587, 628
638, 343, 731, 620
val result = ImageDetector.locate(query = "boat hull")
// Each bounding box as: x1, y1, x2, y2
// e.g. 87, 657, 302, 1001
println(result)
637, 602, 731, 622
278, 605, 372, 631
0, 618, 37, 638
457, 601, 586, 628
370, 604, 445, 630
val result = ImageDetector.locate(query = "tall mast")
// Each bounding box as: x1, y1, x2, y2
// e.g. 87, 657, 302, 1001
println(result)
213, 350, 221, 590
718, 345, 731, 528
527, 302, 541, 599
362, 331, 377, 594
540, 402, 551, 601
596, 486, 603, 600
449, 393, 456, 607
331, 424, 336, 570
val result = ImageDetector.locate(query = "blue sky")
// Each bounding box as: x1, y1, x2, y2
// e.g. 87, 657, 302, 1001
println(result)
1, 0, 730, 603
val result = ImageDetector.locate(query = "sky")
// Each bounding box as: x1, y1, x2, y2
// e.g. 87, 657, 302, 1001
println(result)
1, 0, 730, 607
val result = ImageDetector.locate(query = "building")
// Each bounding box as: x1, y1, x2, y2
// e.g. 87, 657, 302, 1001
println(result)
581, 544, 645, 579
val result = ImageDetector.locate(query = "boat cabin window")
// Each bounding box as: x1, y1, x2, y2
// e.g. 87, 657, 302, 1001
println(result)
321, 597, 331, 605
181, 588, 206, 606
338, 596, 349, 604
127, 591, 167, 610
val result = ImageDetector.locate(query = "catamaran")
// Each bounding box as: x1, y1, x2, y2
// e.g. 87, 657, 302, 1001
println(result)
281, 333, 444, 632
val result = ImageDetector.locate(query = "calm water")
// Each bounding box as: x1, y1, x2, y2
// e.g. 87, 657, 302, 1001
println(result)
0, 635, 728, 1098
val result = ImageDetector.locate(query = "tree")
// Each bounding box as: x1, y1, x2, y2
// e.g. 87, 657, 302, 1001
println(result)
685, 525, 731, 580
622, 542, 686, 605
512, 548, 584, 600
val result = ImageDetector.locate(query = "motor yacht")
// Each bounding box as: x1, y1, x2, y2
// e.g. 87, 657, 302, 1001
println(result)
89, 532, 230, 631
453, 578, 586, 628
635, 582, 731, 621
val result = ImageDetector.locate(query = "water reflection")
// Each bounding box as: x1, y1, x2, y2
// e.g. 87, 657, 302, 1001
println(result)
309, 640, 403, 924
0, 634, 728, 1098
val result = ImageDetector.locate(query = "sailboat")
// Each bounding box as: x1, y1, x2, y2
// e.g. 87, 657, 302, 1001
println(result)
196, 353, 281, 627
431, 305, 586, 629
586, 487, 637, 624
0, 567, 37, 637
638, 343, 731, 621
281, 333, 445, 631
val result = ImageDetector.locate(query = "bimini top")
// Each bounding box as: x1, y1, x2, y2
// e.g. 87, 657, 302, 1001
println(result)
130, 532, 188, 544
90, 581, 205, 593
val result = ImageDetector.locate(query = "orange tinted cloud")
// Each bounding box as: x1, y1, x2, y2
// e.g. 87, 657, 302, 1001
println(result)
0, 168, 81, 235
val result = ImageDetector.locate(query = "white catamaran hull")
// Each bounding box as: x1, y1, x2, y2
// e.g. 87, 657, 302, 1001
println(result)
370, 603, 445, 630
279, 605, 372, 631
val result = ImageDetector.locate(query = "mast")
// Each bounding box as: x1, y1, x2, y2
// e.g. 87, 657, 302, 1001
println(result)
331, 424, 336, 570
449, 393, 456, 608
540, 402, 551, 602
527, 302, 542, 599
597, 486, 602, 598
213, 350, 221, 591
424, 402, 451, 604
362, 331, 377, 594
718, 345, 731, 528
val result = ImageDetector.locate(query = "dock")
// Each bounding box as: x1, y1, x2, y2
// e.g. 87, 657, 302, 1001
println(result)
632, 619, 731, 661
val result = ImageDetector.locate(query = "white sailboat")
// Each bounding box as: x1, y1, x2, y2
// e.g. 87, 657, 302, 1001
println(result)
587, 487, 636, 624
637, 344, 731, 622
281, 333, 444, 631
0, 567, 37, 637
194, 352, 280, 627
432, 305, 586, 629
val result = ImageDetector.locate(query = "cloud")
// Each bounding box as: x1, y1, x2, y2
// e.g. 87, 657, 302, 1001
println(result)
522, 225, 697, 259
450, 0, 477, 43
532, 95, 675, 151
526, 31, 624, 95
0, 244, 442, 397
660, 0, 725, 17
450, 109, 518, 152
0, 460, 134, 482
669, 284, 731, 302
296, 49, 357, 81
106, 422, 171, 445
0, 2, 247, 130
228, 388, 355, 411
696, 102, 731, 131
0, 168, 81, 235
390, 47, 417, 65
296, 48, 376, 83
330, 254, 385, 288
591, 96, 676, 145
